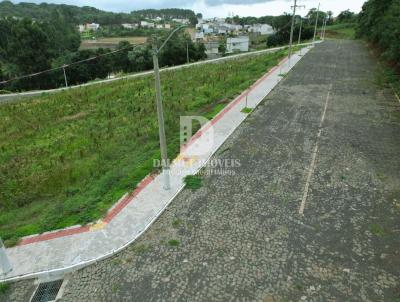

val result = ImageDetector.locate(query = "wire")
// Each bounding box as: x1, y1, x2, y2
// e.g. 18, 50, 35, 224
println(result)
0, 42, 148, 86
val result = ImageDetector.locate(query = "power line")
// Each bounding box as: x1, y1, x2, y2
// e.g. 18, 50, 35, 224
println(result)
0, 42, 148, 86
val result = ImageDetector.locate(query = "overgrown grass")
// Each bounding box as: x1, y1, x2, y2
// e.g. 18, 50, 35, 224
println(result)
325, 23, 357, 40
0, 283, 9, 295
168, 239, 180, 247
184, 175, 203, 190
0, 47, 296, 245
241, 107, 253, 114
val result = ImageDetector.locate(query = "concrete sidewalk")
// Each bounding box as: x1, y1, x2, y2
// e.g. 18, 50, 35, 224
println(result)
0, 46, 312, 282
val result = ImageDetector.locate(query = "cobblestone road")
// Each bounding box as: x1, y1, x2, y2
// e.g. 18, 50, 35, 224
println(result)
2, 40, 400, 301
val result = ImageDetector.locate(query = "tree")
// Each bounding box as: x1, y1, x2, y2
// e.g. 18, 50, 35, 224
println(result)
128, 45, 152, 72
218, 42, 226, 55
357, 0, 400, 70
306, 8, 327, 26
337, 10, 356, 23
327, 11, 334, 25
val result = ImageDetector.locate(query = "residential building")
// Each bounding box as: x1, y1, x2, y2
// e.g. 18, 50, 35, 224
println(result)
172, 18, 190, 24
122, 23, 138, 29
141, 21, 155, 28
85, 23, 100, 31
227, 36, 249, 53
195, 32, 205, 40
204, 41, 221, 58
249, 24, 274, 35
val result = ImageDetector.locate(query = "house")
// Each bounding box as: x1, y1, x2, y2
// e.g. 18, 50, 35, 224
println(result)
204, 41, 221, 58
195, 32, 205, 40
78, 24, 85, 32
156, 24, 164, 29
227, 36, 249, 53
122, 23, 138, 29
164, 23, 171, 29
218, 26, 229, 35
85, 23, 100, 31
249, 24, 274, 35
141, 21, 155, 28
172, 18, 190, 24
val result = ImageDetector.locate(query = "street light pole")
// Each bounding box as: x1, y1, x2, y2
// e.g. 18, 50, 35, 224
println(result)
151, 25, 187, 190
322, 19, 327, 40
313, 3, 320, 44
288, 0, 297, 62
152, 41, 170, 190
298, 17, 303, 45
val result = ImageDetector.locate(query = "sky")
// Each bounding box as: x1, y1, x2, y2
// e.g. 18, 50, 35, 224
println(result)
10, 0, 366, 18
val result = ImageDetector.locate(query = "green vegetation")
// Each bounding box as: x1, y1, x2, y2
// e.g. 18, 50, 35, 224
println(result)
0, 16, 81, 91
172, 218, 183, 228
168, 239, 180, 247
0, 2, 196, 26
0, 49, 290, 245
0, 283, 9, 295
0, 17, 206, 92
357, 0, 400, 71
325, 23, 356, 40
369, 224, 386, 237
184, 175, 203, 190
241, 107, 253, 114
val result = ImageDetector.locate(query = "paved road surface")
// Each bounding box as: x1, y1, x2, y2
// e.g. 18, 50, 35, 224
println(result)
2, 40, 400, 301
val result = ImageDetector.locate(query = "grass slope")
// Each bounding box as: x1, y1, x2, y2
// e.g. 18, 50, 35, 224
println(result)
0, 48, 292, 246
325, 23, 356, 40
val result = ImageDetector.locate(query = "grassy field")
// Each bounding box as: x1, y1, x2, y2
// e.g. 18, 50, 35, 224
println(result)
325, 23, 357, 40
0, 48, 296, 246
80, 37, 148, 49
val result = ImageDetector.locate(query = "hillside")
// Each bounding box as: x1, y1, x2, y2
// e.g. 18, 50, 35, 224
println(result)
0, 48, 292, 246
0, 1, 196, 25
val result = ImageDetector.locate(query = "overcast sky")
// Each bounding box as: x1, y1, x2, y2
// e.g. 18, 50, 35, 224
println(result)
10, 0, 366, 17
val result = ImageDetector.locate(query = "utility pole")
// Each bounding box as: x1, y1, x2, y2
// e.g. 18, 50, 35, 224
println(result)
288, 0, 298, 62
62, 65, 68, 87
152, 39, 170, 190
298, 17, 303, 45
313, 3, 320, 43
150, 25, 187, 190
289, 0, 305, 64
323, 19, 327, 40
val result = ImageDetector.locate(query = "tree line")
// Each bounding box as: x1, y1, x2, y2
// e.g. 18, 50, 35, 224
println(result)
357, 0, 400, 70
0, 1, 197, 25
0, 16, 206, 92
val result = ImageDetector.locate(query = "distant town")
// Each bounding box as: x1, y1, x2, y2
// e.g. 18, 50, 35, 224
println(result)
78, 16, 275, 57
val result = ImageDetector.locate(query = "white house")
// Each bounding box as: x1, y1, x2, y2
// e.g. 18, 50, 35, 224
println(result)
227, 36, 249, 53
141, 21, 155, 28
164, 23, 171, 29
122, 23, 138, 29
195, 32, 205, 40
85, 23, 100, 31
249, 24, 274, 35
204, 41, 220, 57
172, 18, 190, 24
78, 24, 85, 32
